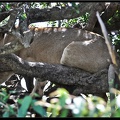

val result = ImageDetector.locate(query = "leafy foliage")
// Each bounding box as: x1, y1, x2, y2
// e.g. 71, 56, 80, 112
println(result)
0, 86, 120, 117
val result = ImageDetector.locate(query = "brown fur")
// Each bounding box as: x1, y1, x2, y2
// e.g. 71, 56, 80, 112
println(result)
0, 27, 111, 90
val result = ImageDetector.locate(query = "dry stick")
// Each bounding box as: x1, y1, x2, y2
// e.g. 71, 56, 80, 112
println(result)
107, 64, 116, 117
30, 78, 38, 97
96, 12, 117, 66
96, 11, 116, 117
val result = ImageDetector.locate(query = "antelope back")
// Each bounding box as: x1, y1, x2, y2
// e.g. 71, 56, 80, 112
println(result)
0, 27, 111, 84
19, 27, 110, 73
0, 28, 109, 64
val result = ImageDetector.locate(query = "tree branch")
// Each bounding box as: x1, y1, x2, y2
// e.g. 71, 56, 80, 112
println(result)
27, 2, 106, 24
84, 3, 106, 31
0, 11, 10, 23
93, 2, 120, 34
0, 53, 109, 95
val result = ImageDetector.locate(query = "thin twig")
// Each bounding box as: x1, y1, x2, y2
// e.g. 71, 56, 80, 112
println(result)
30, 79, 38, 97
96, 11, 117, 117
96, 11, 117, 66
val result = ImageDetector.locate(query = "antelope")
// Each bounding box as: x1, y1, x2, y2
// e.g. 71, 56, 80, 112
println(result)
0, 27, 113, 95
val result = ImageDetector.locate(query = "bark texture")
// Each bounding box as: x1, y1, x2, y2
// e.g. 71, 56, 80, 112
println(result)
0, 53, 109, 95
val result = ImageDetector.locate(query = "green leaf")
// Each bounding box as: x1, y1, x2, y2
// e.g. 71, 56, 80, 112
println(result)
114, 108, 120, 117
59, 109, 69, 117
59, 94, 67, 107
3, 111, 9, 117
5, 4, 11, 10
17, 96, 32, 117
2, 105, 15, 117
22, 13, 27, 19
31, 100, 47, 117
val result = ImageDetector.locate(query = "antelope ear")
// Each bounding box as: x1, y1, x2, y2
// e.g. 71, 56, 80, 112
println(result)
22, 30, 34, 48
